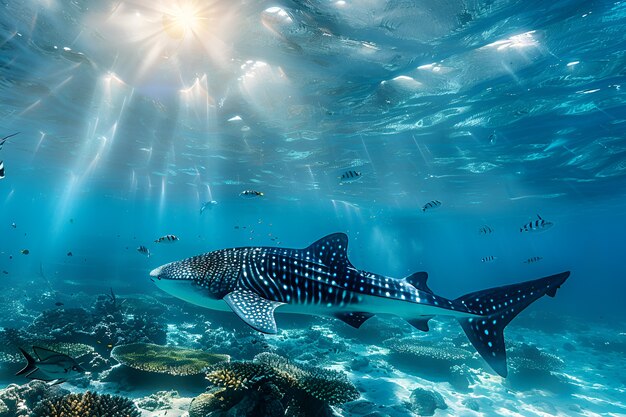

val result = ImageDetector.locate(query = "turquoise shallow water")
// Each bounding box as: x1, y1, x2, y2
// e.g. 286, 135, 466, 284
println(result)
0, 1, 625, 416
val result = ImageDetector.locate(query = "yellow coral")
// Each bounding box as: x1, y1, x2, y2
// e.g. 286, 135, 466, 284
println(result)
33, 391, 140, 417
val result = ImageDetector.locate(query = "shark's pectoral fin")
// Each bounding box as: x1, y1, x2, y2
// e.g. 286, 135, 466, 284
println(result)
223, 290, 284, 334
333, 312, 374, 328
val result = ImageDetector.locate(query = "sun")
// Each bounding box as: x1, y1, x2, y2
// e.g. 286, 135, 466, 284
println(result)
162, 2, 205, 40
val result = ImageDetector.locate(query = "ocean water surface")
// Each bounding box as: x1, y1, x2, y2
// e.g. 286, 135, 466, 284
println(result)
0, 1, 625, 416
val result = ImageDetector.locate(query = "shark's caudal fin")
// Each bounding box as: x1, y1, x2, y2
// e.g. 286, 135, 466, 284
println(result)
455, 271, 570, 377
16, 347, 37, 376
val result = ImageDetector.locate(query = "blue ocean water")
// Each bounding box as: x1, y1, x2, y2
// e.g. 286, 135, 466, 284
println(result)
1, 1, 625, 416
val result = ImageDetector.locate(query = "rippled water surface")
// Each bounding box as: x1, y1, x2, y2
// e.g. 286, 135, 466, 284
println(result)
0, 1, 625, 416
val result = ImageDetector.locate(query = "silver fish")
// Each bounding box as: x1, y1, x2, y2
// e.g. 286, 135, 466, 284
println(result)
155, 235, 179, 243
0, 161, 4, 180
520, 214, 553, 233
240, 190, 264, 198
422, 200, 442, 212
16, 346, 85, 385
200, 200, 218, 214
137, 245, 151, 257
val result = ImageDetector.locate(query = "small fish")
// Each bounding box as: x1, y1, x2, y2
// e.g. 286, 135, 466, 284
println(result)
481, 255, 497, 263
154, 235, 178, 244
0, 132, 18, 151
66, 252, 73, 257
200, 200, 218, 214
2, 270, 8, 274
479, 225, 493, 235
524, 256, 543, 264
69, 218, 74, 224
422, 200, 442, 212
137, 245, 151, 257
55, 302, 64, 307
11, 222, 16, 229
21, 249, 29, 255
240, 190, 264, 198
520, 214, 553, 233
339, 170, 362, 183
16, 346, 85, 385
0, 161, 4, 180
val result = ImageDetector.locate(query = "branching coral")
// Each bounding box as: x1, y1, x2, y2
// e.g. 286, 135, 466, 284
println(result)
32, 391, 140, 417
201, 353, 359, 417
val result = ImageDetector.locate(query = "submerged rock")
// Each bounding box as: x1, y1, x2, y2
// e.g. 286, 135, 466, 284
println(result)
0, 381, 69, 417
406, 388, 447, 416
462, 398, 480, 411
136, 390, 179, 412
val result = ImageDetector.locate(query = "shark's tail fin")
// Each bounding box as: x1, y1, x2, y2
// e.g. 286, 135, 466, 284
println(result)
15, 347, 37, 376
455, 271, 570, 377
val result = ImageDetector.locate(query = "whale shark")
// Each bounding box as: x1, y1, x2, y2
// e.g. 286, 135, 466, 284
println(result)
150, 233, 570, 377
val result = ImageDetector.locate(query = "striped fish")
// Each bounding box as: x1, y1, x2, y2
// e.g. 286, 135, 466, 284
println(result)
240, 190, 264, 198
137, 245, 151, 257
422, 200, 442, 212
481, 255, 496, 263
524, 256, 543, 264
150, 232, 570, 378
0, 161, 4, 180
154, 235, 179, 244
520, 214, 553, 233
339, 170, 362, 183
479, 225, 493, 235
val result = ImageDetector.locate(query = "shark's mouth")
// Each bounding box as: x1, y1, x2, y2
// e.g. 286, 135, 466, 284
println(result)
149, 266, 163, 278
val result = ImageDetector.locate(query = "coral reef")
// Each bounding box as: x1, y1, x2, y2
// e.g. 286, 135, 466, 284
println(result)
384, 338, 475, 380
196, 322, 273, 360
26, 294, 167, 351
111, 343, 229, 376
506, 343, 571, 393
32, 391, 140, 417
406, 388, 447, 416
0, 381, 69, 417
135, 390, 179, 412
199, 352, 359, 416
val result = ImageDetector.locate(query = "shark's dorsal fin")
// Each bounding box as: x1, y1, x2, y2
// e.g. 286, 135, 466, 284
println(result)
333, 312, 375, 329
223, 289, 284, 334
33, 346, 62, 361
404, 271, 432, 294
304, 233, 351, 267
